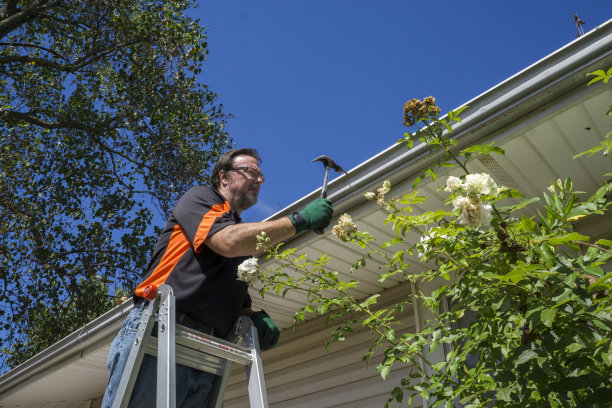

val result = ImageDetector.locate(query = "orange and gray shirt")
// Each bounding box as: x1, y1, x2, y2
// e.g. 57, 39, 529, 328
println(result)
135, 185, 250, 338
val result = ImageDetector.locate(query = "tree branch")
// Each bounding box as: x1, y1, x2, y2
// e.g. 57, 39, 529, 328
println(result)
0, 45, 118, 73
0, 0, 19, 21
2, 110, 110, 131
0, 0, 61, 39
0, 42, 69, 62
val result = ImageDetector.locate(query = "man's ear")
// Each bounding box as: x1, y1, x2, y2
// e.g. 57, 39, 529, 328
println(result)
219, 169, 231, 187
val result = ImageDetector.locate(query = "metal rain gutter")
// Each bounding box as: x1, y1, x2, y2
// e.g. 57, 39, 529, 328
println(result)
0, 300, 133, 397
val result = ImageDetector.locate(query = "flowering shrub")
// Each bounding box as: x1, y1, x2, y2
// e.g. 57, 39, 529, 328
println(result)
256, 90, 612, 407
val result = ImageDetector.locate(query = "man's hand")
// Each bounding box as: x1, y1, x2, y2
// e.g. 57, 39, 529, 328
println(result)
251, 310, 280, 350
289, 198, 333, 234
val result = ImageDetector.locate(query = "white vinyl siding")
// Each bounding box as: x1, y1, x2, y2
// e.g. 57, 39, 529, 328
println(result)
224, 284, 423, 408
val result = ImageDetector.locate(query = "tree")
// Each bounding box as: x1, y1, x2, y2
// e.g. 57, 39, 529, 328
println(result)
256, 92, 612, 406
0, 0, 232, 371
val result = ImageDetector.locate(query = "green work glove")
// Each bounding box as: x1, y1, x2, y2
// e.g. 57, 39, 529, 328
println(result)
251, 311, 280, 350
289, 198, 333, 234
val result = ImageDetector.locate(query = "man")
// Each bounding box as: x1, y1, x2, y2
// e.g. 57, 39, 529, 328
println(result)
102, 148, 333, 407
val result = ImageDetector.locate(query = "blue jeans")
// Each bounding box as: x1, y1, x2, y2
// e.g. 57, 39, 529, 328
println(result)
101, 303, 217, 407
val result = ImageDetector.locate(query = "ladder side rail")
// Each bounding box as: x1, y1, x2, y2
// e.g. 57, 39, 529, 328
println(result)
157, 284, 176, 408
111, 299, 158, 408
207, 360, 233, 408
243, 323, 269, 408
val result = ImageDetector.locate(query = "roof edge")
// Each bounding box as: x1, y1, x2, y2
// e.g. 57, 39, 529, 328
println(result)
0, 300, 133, 396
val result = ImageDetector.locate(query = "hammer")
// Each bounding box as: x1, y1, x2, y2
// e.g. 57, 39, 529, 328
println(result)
311, 155, 347, 233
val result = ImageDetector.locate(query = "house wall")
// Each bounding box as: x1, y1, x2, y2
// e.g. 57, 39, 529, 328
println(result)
223, 283, 424, 408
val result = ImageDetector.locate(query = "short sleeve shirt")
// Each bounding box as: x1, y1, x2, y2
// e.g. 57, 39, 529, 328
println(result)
134, 185, 249, 337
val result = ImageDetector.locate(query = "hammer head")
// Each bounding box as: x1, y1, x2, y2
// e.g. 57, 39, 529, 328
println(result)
311, 155, 347, 174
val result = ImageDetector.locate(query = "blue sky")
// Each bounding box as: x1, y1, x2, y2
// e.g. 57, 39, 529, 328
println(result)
190, 1, 612, 223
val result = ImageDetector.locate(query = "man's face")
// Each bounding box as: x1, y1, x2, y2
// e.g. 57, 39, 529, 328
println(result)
221, 155, 264, 212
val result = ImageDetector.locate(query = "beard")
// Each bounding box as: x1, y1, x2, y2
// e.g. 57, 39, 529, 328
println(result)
232, 187, 259, 211
225, 171, 260, 211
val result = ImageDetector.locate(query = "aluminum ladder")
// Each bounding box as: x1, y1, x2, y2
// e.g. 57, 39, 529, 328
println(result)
111, 284, 269, 408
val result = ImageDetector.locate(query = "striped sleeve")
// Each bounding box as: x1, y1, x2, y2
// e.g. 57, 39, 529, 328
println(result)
193, 202, 231, 252
173, 186, 235, 253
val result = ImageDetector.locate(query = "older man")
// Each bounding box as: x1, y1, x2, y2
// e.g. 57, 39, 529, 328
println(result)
102, 148, 333, 407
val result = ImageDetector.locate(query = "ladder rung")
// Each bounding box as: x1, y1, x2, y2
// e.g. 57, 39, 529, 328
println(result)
145, 341, 226, 375
175, 325, 254, 366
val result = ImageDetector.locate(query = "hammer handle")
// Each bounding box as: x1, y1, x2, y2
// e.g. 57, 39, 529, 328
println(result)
314, 191, 327, 234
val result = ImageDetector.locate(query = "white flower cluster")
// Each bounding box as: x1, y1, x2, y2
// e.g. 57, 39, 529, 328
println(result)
444, 176, 463, 192
237, 257, 260, 284
444, 173, 499, 228
364, 180, 391, 205
444, 173, 499, 196
332, 213, 357, 241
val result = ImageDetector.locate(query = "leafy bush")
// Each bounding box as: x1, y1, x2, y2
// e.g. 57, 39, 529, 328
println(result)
255, 80, 612, 407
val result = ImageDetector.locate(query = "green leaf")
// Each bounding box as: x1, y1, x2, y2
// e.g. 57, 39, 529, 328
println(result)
541, 309, 556, 328
500, 197, 540, 213
587, 69, 608, 86
515, 349, 538, 366
496, 386, 513, 402
521, 216, 538, 233
360, 294, 380, 307
589, 271, 612, 292
502, 269, 528, 283
596, 238, 612, 247
548, 232, 589, 246
382, 237, 404, 249
552, 288, 572, 307
379, 364, 391, 380
565, 343, 583, 353
539, 244, 556, 268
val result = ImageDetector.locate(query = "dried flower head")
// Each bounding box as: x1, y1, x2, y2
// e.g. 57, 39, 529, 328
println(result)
332, 213, 358, 241
403, 96, 441, 127
376, 180, 391, 204
237, 257, 260, 284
